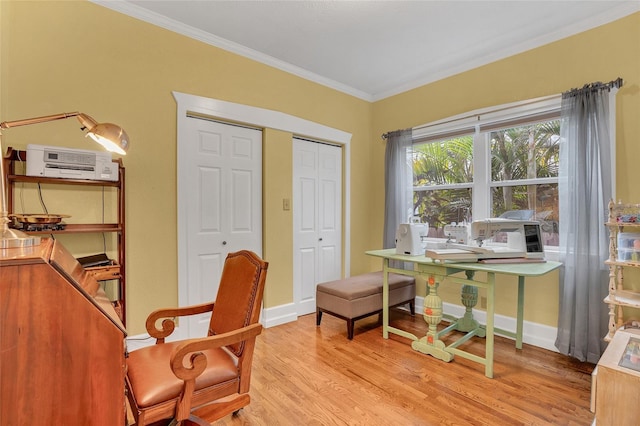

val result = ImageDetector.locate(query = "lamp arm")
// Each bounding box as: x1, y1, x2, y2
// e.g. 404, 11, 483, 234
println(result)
1, 112, 82, 232
0, 112, 81, 129
1, 111, 127, 155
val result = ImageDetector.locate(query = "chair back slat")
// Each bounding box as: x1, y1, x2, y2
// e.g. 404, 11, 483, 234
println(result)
208, 250, 268, 357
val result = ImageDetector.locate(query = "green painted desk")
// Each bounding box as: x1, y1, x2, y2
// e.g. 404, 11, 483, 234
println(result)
366, 249, 561, 378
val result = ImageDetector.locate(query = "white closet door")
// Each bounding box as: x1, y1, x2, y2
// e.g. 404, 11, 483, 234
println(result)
181, 117, 262, 337
293, 138, 342, 316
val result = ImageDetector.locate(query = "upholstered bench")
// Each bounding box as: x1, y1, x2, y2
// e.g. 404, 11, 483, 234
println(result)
316, 271, 416, 340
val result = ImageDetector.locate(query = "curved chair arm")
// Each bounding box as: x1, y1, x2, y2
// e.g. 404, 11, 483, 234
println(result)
145, 302, 215, 343
170, 322, 263, 381
169, 322, 263, 422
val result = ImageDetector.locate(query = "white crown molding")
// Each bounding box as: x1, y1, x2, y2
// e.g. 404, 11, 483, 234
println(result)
90, 0, 373, 102
371, 2, 640, 102
372, 2, 640, 101
92, 0, 639, 103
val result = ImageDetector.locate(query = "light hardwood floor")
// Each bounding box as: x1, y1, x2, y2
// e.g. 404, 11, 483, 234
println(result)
211, 309, 595, 426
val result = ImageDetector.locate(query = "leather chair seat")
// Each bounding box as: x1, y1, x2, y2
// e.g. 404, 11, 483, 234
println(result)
127, 342, 239, 408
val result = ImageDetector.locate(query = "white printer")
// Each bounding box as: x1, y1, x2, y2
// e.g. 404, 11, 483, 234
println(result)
26, 144, 118, 181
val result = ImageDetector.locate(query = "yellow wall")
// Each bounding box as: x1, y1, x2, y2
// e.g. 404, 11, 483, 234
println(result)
1, 1, 638, 334
0, 1, 372, 334
263, 128, 294, 308
371, 12, 640, 325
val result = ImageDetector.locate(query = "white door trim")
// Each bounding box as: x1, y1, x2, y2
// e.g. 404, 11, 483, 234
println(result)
173, 92, 352, 335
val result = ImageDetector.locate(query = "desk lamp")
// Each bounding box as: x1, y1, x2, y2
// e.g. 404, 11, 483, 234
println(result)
0, 112, 129, 248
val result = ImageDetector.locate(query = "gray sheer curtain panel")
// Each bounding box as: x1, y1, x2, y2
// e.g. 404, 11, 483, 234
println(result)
383, 129, 413, 251
555, 83, 617, 363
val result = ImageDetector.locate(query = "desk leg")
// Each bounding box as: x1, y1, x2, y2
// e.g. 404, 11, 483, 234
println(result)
454, 271, 485, 338
516, 275, 525, 350
412, 275, 453, 362
485, 273, 495, 378
382, 259, 389, 339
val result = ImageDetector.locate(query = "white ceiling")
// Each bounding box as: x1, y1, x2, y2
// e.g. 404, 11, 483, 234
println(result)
94, 1, 640, 101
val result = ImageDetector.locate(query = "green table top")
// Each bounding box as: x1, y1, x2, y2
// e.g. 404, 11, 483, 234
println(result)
366, 248, 561, 277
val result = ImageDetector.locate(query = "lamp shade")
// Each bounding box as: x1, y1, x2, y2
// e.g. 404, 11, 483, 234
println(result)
76, 113, 129, 155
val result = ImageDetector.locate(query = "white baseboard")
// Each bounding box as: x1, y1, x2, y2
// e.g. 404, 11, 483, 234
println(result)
126, 304, 300, 351
261, 302, 301, 328
126, 297, 559, 353
261, 296, 559, 353
125, 333, 154, 351
415, 297, 559, 353
125, 326, 186, 351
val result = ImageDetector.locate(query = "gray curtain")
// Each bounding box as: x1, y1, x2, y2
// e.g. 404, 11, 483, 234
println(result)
555, 82, 617, 363
383, 129, 413, 251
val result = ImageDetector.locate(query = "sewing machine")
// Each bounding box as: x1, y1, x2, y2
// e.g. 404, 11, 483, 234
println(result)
444, 222, 471, 244
440, 218, 545, 260
395, 222, 429, 256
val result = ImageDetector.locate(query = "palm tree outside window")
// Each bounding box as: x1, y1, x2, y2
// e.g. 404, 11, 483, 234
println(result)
411, 118, 560, 247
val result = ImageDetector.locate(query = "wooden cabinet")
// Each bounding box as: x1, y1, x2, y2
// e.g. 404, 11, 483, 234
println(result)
604, 200, 640, 341
0, 239, 127, 425
594, 329, 640, 425
2, 147, 127, 324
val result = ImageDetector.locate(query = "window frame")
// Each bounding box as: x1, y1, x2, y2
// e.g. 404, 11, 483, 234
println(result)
411, 95, 564, 253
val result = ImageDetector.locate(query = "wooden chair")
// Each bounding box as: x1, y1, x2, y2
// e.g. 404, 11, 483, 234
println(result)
125, 250, 268, 426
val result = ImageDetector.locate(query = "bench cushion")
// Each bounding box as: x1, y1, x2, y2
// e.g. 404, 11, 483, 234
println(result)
315, 271, 416, 339
316, 271, 415, 300
316, 271, 415, 320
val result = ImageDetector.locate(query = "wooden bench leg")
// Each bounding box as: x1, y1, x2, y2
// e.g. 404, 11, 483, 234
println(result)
347, 319, 354, 340
316, 309, 323, 326
410, 300, 415, 316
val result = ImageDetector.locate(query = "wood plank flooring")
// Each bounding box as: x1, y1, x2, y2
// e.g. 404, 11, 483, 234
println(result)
212, 309, 595, 426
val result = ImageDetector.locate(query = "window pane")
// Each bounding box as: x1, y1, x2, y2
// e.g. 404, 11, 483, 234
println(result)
491, 184, 559, 247
413, 136, 473, 186
490, 120, 559, 182
413, 136, 473, 237
413, 188, 472, 237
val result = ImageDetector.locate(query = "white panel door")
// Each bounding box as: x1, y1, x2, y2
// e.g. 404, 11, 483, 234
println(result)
293, 138, 342, 316
183, 117, 262, 337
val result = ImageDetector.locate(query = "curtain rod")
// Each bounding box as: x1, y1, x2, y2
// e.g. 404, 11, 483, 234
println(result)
381, 128, 411, 140
382, 77, 623, 140
563, 77, 623, 98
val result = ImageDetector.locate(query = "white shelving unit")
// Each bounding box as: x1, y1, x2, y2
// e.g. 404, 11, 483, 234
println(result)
604, 199, 640, 341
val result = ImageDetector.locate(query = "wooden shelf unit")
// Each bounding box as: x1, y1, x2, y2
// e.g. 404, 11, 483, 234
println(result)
2, 147, 127, 325
604, 199, 640, 341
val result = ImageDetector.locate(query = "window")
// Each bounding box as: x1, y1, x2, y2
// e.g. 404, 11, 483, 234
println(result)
411, 96, 561, 247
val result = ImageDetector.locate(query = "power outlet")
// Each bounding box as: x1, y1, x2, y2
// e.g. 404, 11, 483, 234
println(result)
480, 296, 487, 309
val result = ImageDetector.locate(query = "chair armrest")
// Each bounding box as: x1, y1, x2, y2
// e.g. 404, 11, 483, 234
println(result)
170, 323, 263, 382
145, 302, 215, 343
167, 322, 262, 422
